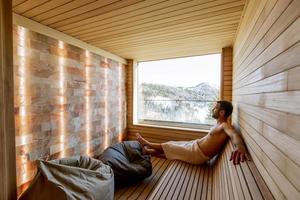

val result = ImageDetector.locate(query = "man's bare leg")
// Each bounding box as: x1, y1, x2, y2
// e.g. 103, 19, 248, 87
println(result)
136, 133, 164, 153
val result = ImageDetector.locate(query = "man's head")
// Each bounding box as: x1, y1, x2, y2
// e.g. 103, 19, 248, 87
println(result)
212, 100, 233, 119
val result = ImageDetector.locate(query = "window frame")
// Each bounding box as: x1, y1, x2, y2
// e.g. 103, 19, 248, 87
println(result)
133, 55, 221, 131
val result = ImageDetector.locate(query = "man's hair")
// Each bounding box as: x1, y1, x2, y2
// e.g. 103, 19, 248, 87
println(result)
217, 100, 233, 118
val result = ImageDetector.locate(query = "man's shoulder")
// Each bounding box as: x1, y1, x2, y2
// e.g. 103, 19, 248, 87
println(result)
219, 122, 231, 129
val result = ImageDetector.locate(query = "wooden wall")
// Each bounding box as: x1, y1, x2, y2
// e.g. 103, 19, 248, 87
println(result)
0, 0, 17, 199
232, 0, 300, 199
221, 47, 233, 101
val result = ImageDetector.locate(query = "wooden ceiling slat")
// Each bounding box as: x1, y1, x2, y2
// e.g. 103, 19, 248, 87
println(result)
86, 11, 242, 44
111, 37, 234, 54
110, 37, 234, 51
108, 33, 236, 54
123, 43, 229, 56
99, 25, 238, 49
30, 0, 97, 22
93, 18, 240, 47
123, 44, 230, 61
13, 0, 48, 14
107, 39, 236, 59
21, 0, 73, 18
61, 0, 195, 33
100, 27, 237, 49
47, 0, 144, 28
42, 0, 120, 25
80, 4, 244, 42
70, 0, 242, 38
12, 0, 27, 7
12, 0, 246, 60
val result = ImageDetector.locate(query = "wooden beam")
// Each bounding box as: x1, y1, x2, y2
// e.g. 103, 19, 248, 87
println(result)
221, 47, 233, 101
0, 0, 17, 199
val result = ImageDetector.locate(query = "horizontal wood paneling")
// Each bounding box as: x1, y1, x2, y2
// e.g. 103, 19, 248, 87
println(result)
221, 47, 233, 101
232, 0, 300, 198
12, 0, 246, 61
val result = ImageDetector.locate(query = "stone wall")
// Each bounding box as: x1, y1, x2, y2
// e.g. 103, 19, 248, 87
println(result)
13, 25, 126, 192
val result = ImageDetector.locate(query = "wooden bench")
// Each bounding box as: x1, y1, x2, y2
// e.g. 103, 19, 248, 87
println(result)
115, 142, 274, 200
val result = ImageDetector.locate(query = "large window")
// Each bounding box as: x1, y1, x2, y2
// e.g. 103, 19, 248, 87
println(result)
135, 54, 220, 129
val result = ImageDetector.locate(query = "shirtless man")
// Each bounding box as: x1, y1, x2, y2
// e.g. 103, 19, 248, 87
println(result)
136, 100, 250, 165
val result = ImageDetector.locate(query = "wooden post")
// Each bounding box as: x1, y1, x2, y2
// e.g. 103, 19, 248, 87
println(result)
0, 0, 17, 199
220, 47, 233, 102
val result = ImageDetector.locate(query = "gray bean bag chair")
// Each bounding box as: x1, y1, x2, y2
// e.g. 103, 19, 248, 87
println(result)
18, 156, 114, 200
97, 141, 152, 188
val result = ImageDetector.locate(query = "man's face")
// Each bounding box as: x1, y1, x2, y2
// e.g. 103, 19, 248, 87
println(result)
212, 103, 221, 119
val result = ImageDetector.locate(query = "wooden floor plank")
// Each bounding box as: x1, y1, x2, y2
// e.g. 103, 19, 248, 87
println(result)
224, 147, 234, 200
177, 163, 194, 200
221, 151, 230, 200
128, 158, 164, 199
183, 164, 198, 200
160, 161, 185, 200
124, 158, 162, 200
247, 160, 275, 200
206, 163, 213, 200
137, 159, 172, 200
166, 162, 188, 200
170, 162, 191, 199
241, 160, 263, 200
149, 161, 179, 200
201, 165, 209, 200
190, 166, 202, 200
118, 158, 161, 200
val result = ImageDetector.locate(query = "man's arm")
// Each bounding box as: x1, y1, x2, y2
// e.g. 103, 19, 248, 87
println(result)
223, 123, 250, 165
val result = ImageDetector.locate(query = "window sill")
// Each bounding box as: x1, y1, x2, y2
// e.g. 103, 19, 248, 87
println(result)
134, 120, 211, 133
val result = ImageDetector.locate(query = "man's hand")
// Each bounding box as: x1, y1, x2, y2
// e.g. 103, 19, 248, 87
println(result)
230, 144, 250, 165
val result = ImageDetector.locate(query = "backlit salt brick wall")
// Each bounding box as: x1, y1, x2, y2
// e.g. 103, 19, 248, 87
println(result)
13, 25, 126, 191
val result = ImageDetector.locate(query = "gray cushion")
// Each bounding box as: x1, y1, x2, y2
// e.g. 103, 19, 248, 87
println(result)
97, 141, 152, 188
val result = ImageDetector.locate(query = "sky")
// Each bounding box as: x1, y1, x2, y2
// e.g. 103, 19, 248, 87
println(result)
137, 54, 221, 88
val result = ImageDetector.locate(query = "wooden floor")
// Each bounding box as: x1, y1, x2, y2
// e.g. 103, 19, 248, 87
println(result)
115, 157, 214, 200
115, 142, 274, 200
115, 157, 172, 200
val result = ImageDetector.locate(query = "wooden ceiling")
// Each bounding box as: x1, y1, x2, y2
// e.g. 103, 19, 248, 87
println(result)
12, 0, 246, 61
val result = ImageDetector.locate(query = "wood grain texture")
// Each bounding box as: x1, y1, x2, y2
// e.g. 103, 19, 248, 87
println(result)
13, 13, 126, 64
233, 0, 300, 198
0, 0, 17, 199
12, 0, 246, 61
221, 47, 233, 101
115, 142, 273, 200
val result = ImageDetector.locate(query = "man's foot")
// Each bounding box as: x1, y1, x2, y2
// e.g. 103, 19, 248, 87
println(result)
136, 133, 150, 147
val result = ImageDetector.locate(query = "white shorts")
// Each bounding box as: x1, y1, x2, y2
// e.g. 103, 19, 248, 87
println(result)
161, 140, 209, 165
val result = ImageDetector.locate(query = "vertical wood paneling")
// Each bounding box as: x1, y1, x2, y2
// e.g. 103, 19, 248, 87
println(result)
0, 0, 17, 199
233, 0, 300, 199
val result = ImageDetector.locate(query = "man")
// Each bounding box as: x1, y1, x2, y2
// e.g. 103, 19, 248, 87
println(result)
136, 100, 250, 165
